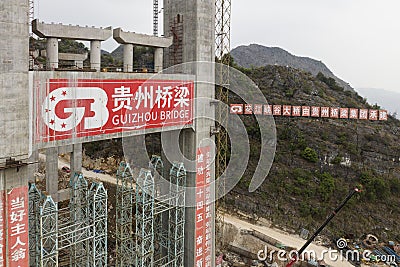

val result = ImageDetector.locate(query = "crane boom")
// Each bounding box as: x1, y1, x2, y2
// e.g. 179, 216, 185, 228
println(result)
286, 187, 361, 267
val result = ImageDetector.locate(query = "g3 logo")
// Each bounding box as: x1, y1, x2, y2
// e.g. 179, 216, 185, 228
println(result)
42, 87, 109, 132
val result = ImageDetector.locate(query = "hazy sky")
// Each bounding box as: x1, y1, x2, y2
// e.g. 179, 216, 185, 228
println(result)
36, 0, 400, 94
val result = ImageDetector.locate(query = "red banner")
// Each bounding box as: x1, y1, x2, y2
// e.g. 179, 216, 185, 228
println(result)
37, 79, 194, 142
195, 146, 212, 267
230, 104, 388, 121
0, 190, 5, 266
7, 186, 29, 267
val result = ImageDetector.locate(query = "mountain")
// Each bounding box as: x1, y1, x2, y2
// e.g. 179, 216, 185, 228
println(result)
231, 44, 353, 92
226, 65, 400, 242
356, 88, 399, 119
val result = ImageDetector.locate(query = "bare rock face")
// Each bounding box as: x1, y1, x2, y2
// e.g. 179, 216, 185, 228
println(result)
231, 44, 353, 92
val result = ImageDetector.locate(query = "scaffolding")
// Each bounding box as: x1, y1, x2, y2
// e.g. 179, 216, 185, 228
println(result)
168, 162, 186, 267
39, 194, 59, 266
153, 0, 159, 36
215, 0, 232, 251
28, 183, 42, 266
28, 174, 108, 267
68, 173, 91, 266
115, 157, 187, 267
115, 162, 135, 266
135, 169, 155, 266
89, 182, 108, 266
149, 156, 169, 266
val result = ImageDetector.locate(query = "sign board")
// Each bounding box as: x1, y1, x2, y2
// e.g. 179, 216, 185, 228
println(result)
230, 104, 388, 121
0, 191, 4, 266
7, 186, 29, 267
36, 79, 194, 142
195, 146, 212, 267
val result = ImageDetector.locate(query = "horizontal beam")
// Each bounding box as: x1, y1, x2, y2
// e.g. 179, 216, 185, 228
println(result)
41, 50, 88, 61
32, 19, 112, 41
113, 28, 172, 48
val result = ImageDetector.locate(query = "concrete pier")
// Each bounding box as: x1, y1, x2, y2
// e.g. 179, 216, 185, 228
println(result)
90, 40, 101, 71
113, 28, 172, 72
32, 19, 112, 71
123, 43, 134, 72
154, 47, 164, 72
164, 0, 216, 266
46, 37, 59, 70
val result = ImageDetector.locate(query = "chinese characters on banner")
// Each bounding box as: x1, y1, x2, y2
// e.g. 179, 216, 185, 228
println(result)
195, 146, 212, 267
38, 79, 194, 142
0, 190, 4, 266
230, 104, 388, 121
7, 186, 29, 267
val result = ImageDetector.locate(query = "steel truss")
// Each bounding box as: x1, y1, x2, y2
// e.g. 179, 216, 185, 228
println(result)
215, 0, 232, 251
149, 156, 169, 266
115, 162, 135, 266
69, 173, 90, 266
168, 162, 186, 267
29, 183, 42, 266
135, 168, 155, 267
40, 194, 59, 266
28, 173, 108, 267
89, 182, 108, 266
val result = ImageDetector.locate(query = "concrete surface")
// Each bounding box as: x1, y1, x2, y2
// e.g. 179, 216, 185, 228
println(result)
164, 0, 216, 266
113, 28, 173, 48
32, 19, 112, 41
0, 0, 30, 161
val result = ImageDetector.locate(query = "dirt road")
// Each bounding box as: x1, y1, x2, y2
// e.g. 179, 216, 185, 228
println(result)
224, 214, 354, 267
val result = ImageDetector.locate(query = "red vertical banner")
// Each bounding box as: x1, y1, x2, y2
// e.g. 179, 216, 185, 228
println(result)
203, 149, 212, 267
7, 186, 29, 267
195, 146, 212, 267
0, 190, 5, 266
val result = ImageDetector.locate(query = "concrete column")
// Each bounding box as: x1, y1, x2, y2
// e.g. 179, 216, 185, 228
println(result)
46, 147, 59, 197
154, 47, 164, 72
46, 37, 58, 70
70, 143, 82, 175
164, 0, 216, 266
90, 40, 101, 71
123, 43, 134, 72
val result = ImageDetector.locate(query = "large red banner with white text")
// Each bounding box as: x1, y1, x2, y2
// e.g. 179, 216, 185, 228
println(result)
7, 186, 29, 267
37, 79, 194, 142
195, 146, 212, 267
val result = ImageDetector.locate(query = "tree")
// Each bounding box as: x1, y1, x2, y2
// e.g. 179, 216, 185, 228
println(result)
301, 147, 318, 163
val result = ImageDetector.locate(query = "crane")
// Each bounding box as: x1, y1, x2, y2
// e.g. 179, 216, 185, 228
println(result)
153, 0, 159, 36
215, 0, 232, 250
286, 187, 361, 267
